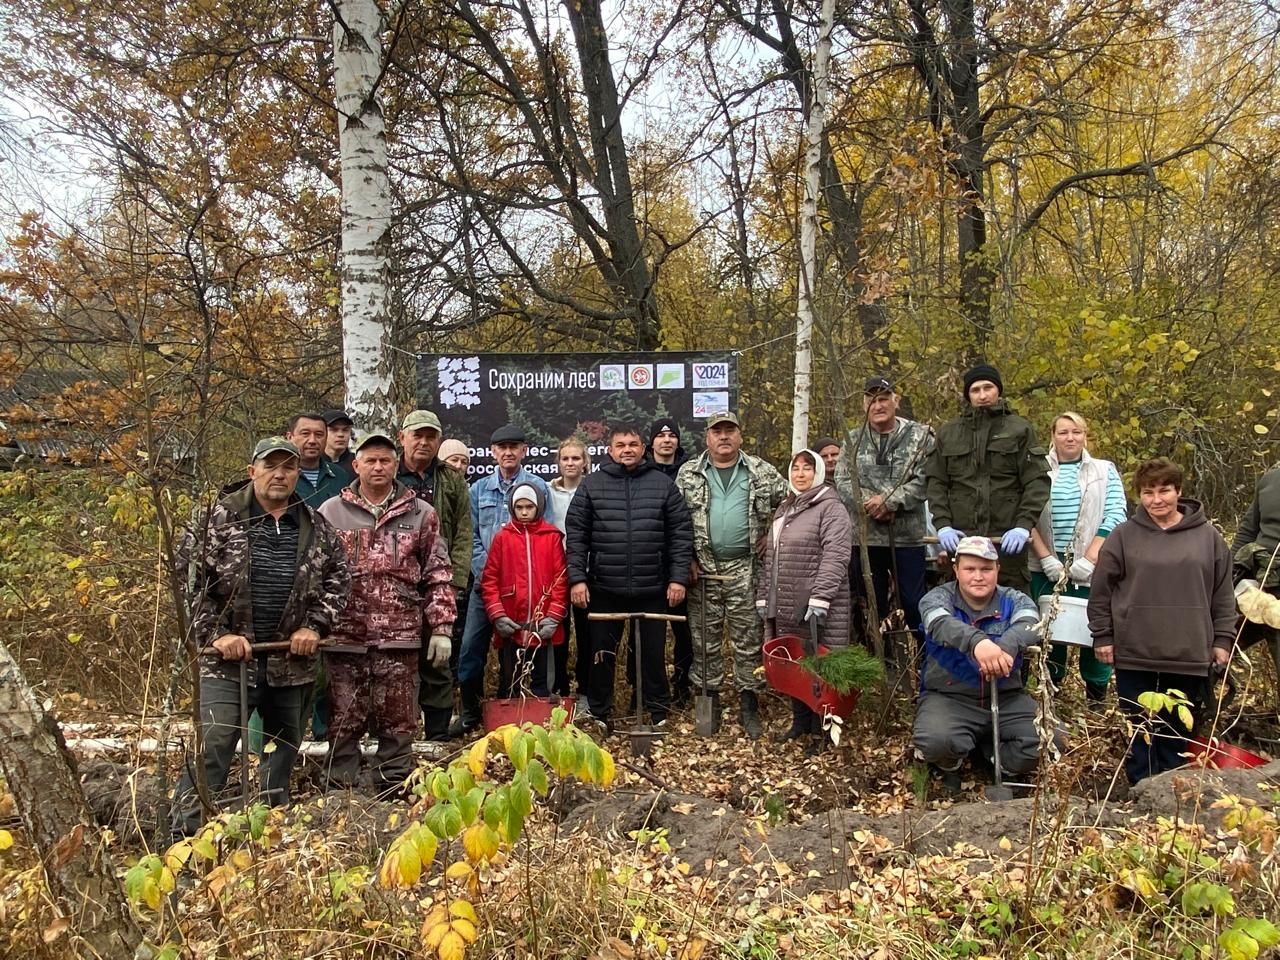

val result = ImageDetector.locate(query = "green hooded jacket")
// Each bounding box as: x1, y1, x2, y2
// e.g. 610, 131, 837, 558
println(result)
925, 399, 1050, 538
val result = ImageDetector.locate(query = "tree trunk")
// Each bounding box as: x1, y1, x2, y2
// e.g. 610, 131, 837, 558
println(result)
0, 641, 144, 957
564, 0, 660, 349
792, 0, 835, 453
335, 0, 397, 424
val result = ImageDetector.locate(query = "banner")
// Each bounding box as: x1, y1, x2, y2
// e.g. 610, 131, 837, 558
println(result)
416, 351, 737, 477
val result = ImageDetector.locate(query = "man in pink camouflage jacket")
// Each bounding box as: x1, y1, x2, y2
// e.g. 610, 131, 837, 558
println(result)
318, 429, 456, 793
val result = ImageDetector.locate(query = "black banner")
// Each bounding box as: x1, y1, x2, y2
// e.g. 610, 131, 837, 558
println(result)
416, 351, 737, 478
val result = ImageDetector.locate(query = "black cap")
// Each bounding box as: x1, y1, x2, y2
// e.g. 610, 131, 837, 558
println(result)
863, 376, 894, 395
813, 436, 840, 454
649, 417, 680, 442
963, 363, 1003, 398
322, 408, 353, 426
490, 424, 526, 444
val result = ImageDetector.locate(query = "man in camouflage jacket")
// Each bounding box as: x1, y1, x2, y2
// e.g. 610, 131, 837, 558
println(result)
318, 430, 456, 792
172, 437, 350, 836
675, 412, 786, 738
835, 376, 936, 658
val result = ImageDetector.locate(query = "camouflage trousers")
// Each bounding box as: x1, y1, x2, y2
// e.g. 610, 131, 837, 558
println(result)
326, 650, 419, 790
688, 555, 763, 692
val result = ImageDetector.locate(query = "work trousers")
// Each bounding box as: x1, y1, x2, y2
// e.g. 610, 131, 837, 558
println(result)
851, 544, 928, 659
172, 660, 305, 836
913, 688, 1039, 774
326, 650, 420, 790
1115, 669, 1208, 784
586, 588, 670, 722
688, 555, 762, 692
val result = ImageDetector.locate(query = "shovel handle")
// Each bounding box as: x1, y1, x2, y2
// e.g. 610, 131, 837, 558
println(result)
200, 639, 332, 656
587, 612, 687, 622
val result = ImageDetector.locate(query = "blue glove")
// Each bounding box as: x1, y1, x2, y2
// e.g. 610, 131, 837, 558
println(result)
804, 605, 828, 624
1001, 527, 1030, 555
937, 526, 963, 554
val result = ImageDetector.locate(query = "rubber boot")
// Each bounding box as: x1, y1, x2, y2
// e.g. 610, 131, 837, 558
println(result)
447, 679, 483, 738
774, 698, 811, 742
739, 690, 763, 740
423, 707, 453, 742
805, 706, 827, 755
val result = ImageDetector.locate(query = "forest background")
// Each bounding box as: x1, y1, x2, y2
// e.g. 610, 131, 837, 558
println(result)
0, 0, 1275, 699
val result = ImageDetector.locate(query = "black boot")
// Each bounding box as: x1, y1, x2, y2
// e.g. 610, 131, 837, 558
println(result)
447, 679, 483, 738
739, 690, 763, 740
1085, 681, 1109, 711
423, 707, 453, 742
805, 707, 827, 755
774, 698, 811, 742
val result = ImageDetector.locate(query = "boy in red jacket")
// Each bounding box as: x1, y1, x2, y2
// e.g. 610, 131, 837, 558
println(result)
481, 484, 568, 697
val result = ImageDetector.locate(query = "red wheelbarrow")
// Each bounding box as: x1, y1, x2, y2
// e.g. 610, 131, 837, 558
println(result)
763, 631, 861, 720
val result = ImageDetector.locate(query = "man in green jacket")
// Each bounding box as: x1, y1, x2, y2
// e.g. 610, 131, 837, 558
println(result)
286, 412, 348, 507
925, 364, 1050, 592
676, 412, 787, 738
398, 408, 472, 738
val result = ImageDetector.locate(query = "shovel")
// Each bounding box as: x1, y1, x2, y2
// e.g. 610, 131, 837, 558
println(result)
588, 612, 685, 756
984, 675, 1033, 801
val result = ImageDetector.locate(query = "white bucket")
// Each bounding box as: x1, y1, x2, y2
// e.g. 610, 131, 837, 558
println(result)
1038, 594, 1093, 647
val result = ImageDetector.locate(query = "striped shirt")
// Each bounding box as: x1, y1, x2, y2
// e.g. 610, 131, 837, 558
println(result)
1049, 460, 1126, 552
248, 503, 302, 642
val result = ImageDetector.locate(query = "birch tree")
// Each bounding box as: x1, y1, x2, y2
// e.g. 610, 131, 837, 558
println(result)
334, 0, 396, 424
791, 0, 835, 453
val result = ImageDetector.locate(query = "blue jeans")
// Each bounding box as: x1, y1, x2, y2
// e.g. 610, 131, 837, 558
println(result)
456, 588, 493, 686
171, 661, 305, 836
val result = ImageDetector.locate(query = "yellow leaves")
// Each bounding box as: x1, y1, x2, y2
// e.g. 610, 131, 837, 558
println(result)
439, 930, 467, 960
467, 737, 490, 778
461, 823, 500, 865
1254, 424, 1269, 435
445, 861, 473, 880
1119, 867, 1160, 899
205, 863, 237, 897
0, 829, 13, 850
422, 899, 481, 960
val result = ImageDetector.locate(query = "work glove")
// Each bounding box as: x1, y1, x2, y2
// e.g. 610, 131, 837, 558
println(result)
1000, 527, 1030, 555
1068, 557, 1095, 585
536, 618, 558, 642
494, 616, 519, 639
804, 605, 828, 624
937, 526, 963, 554
426, 634, 451, 668
1040, 555, 1066, 583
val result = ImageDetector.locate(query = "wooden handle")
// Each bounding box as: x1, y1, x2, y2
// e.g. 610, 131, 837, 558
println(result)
587, 612, 687, 622
200, 639, 331, 656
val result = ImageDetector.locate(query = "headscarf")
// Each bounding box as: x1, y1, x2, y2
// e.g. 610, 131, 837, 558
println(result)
787, 449, 826, 496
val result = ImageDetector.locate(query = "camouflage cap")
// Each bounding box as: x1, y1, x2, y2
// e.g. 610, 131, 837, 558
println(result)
953, 536, 999, 561
706, 411, 740, 428
252, 436, 300, 462
401, 409, 442, 433
352, 429, 399, 453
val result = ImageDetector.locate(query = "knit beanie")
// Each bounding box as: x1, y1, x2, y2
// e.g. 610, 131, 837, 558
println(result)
812, 436, 840, 454
962, 363, 1003, 399
649, 417, 681, 443
438, 439, 469, 463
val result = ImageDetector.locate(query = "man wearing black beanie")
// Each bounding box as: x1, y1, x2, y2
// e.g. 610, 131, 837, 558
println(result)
925, 363, 1050, 590
644, 417, 693, 702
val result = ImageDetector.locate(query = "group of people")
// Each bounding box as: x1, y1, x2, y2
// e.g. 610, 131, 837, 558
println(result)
172, 362, 1259, 834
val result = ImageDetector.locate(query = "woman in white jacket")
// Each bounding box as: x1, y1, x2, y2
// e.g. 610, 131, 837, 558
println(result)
1028, 412, 1128, 707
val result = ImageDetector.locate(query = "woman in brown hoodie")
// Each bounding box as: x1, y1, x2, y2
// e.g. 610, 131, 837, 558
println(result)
1087, 458, 1235, 783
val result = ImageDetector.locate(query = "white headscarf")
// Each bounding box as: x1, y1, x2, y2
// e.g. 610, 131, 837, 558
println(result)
787, 449, 826, 496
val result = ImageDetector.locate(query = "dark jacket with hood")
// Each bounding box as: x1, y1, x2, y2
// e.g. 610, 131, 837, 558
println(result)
481, 485, 569, 648
919, 581, 1041, 697
565, 455, 694, 597
926, 398, 1050, 537
1087, 498, 1236, 675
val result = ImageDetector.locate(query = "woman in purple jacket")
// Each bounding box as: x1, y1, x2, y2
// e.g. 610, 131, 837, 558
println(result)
757, 450, 853, 750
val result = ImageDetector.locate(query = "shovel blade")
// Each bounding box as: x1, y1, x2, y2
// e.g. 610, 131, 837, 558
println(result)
694, 695, 718, 736
630, 725, 656, 758
984, 785, 1016, 802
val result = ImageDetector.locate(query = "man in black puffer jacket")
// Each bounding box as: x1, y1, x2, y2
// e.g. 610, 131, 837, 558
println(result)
566, 423, 694, 728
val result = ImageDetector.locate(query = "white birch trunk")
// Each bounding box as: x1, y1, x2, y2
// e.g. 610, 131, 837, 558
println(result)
792, 0, 836, 454
334, 0, 396, 426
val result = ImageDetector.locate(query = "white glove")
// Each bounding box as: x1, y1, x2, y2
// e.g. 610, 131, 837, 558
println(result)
1040, 555, 1065, 582
426, 634, 451, 668
1068, 557, 1095, 585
